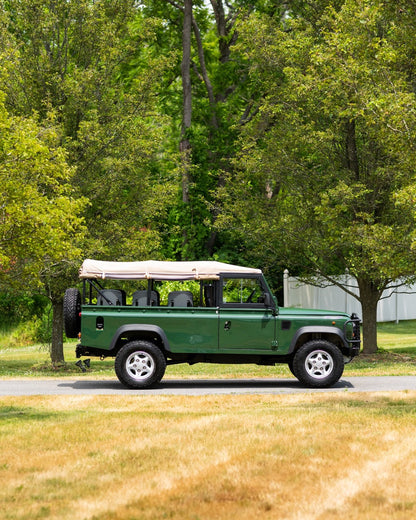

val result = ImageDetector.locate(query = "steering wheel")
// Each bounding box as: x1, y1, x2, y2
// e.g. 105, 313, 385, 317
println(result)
245, 289, 256, 303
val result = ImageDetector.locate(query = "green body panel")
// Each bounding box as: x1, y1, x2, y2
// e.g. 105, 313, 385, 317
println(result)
81, 306, 219, 353
277, 308, 353, 354
80, 304, 353, 356
218, 308, 276, 353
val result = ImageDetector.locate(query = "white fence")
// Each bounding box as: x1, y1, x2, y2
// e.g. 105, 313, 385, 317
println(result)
283, 270, 416, 323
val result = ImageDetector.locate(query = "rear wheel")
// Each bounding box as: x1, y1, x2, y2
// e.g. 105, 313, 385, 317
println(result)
292, 340, 344, 388
115, 340, 166, 389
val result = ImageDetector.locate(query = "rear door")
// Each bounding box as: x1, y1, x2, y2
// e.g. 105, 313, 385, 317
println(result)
218, 275, 277, 352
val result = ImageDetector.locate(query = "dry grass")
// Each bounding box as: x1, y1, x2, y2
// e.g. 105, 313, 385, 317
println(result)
1, 392, 416, 520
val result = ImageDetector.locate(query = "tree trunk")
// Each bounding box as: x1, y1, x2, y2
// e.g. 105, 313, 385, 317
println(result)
210, 0, 230, 65
50, 295, 65, 365
357, 278, 383, 354
181, 0, 192, 132
179, 0, 193, 255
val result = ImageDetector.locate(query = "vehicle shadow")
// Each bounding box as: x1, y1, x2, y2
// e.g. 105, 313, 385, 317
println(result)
58, 378, 354, 393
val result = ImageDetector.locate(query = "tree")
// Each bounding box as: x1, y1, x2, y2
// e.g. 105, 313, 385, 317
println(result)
0, 91, 85, 362
0, 0, 175, 361
218, 0, 416, 353
141, 0, 268, 261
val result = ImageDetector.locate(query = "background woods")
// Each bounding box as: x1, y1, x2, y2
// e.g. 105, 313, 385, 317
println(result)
1, 0, 416, 356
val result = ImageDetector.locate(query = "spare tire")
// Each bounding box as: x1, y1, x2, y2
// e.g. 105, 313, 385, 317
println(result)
63, 288, 81, 338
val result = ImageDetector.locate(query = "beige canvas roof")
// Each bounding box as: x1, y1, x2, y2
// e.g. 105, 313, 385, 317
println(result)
79, 259, 262, 280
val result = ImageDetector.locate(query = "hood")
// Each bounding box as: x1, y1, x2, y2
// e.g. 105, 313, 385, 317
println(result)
279, 307, 350, 319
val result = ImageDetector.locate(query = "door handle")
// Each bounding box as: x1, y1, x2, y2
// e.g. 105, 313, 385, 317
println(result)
224, 320, 231, 330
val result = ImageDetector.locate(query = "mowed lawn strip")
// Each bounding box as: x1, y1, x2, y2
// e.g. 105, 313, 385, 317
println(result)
1, 392, 416, 520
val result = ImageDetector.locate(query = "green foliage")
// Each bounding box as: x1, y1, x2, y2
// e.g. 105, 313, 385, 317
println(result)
224, 1, 416, 276
0, 93, 85, 285
0, 0, 181, 362
217, 1, 416, 351
0, 0, 177, 264
4, 0, 416, 355
0, 292, 48, 327
157, 280, 201, 306
136, 1, 270, 261
0, 291, 52, 348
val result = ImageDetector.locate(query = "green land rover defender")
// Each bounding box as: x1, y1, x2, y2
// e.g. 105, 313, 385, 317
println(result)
64, 259, 360, 389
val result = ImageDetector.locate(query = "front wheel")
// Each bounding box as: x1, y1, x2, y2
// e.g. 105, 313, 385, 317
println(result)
292, 340, 344, 388
115, 341, 166, 389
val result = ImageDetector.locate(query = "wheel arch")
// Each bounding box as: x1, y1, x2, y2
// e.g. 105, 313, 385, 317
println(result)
109, 325, 170, 355
288, 326, 348, 355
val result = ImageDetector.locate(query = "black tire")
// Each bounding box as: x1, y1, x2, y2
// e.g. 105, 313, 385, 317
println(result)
63, 288, 81, 338
115, 341, 166, 389
292, 340, 344, 388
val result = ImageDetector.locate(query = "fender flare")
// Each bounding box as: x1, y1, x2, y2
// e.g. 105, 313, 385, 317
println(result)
109, 324, 171, 352
288, 326, 348, 354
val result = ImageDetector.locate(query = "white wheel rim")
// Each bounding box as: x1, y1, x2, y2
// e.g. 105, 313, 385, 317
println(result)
126, 351, 155, 381
305, 349, 334, 379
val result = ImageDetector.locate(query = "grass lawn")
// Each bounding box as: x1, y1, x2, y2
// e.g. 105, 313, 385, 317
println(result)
1, 392, 416, 520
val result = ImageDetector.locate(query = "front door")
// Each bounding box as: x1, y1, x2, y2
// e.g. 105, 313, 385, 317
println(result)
218, 275, 276, 352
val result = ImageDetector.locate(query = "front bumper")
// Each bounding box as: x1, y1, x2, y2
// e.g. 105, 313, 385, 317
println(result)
344, 313, 361, 356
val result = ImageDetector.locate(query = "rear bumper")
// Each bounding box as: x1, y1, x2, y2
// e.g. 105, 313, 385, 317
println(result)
76, 344, 112, 359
